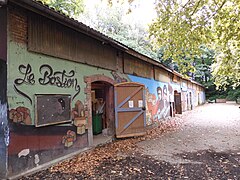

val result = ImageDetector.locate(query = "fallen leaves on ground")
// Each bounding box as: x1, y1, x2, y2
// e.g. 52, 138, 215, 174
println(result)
49, 117, 184, 175
20, 113, 240, 179
22, 150, 240, 179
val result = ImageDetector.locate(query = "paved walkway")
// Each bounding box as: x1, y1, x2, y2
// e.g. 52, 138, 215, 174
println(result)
138, 102, 240, 164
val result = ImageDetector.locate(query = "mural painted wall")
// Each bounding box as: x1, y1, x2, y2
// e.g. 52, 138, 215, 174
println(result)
7, 39, 206, 178
128, 75, 173, 125
128, 75, 206, 124
7, 42, 117, 176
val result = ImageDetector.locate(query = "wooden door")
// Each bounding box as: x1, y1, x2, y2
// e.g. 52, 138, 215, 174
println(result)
114, 82, 146, 138
189, 92, 192, 110
174, 91, 182, 114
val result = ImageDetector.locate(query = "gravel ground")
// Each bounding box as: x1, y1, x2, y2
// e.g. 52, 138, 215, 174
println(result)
138, 103, 240, 162
21, 103, 240, 179
138, 103, 240, 179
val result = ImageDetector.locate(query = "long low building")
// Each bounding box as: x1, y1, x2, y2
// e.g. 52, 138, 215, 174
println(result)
0, 0, 205, 178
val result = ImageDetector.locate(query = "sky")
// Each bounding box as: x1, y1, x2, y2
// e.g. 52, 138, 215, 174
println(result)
83, 0, 157, 28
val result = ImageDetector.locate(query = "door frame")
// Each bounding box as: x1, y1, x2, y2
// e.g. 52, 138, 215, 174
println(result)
84, 75, 115, 146
174, 90, 182, 114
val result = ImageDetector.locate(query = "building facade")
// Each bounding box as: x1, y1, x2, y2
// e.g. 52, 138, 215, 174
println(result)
0, 0, 205, 178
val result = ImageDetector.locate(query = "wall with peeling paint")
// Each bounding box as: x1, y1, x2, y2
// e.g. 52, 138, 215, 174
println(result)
0, 102, 8, 179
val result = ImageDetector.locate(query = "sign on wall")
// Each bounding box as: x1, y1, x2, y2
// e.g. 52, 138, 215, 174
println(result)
35, 94, 71, 127
13, 64, 81, 105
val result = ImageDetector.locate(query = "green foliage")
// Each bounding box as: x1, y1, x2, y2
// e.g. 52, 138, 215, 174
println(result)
40, 0, 85, 18
149, 0, 240, 89
212, 1, 240, 89
193, 46, 215, 85
80, 1, 158, 59
226, 87, 240, 101
208, 86, 240, 101
38, 0, 239, 91
158, 45, 215, 87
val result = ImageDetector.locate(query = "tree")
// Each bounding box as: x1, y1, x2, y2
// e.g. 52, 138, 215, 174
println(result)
149, 0, 239, 88
193, 46, 215, 85
212, 1, 240, 89
158, 45, 214, 84
80, 1, 157, 59
40, 0, 85, 18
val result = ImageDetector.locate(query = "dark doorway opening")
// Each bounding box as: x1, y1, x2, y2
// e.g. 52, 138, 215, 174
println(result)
91, 81, 114, 145
174, 91, 182, 114
189, 92, 192, 110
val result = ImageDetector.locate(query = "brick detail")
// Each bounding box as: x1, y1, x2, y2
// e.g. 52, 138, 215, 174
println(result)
84, 75, 115, 85
84, 88, 91, 94
84, 77, 91, 83
9, 7, 27, 44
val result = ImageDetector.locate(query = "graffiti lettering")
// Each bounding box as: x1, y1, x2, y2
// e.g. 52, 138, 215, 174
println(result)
39, 64, 77, 89
39, 64, 80, 100
14, 64, 35, 85
14, 64, 81, 103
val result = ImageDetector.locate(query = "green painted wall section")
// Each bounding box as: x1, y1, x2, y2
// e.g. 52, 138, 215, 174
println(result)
7, 42, 114, 125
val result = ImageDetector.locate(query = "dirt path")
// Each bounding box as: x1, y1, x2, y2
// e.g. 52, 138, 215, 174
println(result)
21, 103, 240, 179
138, 103, 240, 178
139, 103, 240, 162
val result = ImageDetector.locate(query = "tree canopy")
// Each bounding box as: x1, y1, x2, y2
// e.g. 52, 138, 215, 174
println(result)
149, 0, 239, 89
39, 0, 239, 89
40, 0, 85, 17
79, 1, 157, 59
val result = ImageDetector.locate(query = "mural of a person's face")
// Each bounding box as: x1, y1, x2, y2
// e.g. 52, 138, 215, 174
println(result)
157, 87, 162, 101
163, 85, 168, 100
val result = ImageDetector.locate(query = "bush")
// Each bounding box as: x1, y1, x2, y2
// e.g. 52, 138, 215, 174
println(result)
207, 86, 240, 101
226, 87, 240, 101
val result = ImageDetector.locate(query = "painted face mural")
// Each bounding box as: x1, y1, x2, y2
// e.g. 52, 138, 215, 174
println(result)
157, 87, 162, 101
163, 85, 168, 101
168, 83, 174, 102
128, 75, 171, 125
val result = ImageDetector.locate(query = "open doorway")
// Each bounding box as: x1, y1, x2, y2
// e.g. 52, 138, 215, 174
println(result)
189, 92, 192, 110
91, 81, 114, 146
198, 93, 200, 105
174, 90, 182, 114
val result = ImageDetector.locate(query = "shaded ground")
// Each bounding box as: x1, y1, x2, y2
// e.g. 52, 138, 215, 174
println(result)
139, 103, 240, 162
21, 103, 240, 179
